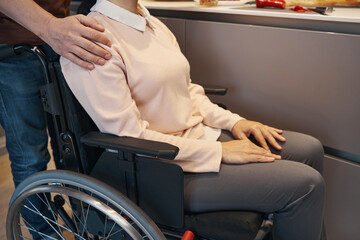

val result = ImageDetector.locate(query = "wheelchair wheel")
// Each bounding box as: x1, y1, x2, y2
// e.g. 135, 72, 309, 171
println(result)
6, 170, 166, 240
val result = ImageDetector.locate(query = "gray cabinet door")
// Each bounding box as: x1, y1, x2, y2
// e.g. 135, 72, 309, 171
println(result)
184, 20, 360, 156
324, 154, 360, 240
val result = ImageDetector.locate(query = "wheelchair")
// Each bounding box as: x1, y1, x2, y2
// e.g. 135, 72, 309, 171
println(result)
2, 45, 272, 240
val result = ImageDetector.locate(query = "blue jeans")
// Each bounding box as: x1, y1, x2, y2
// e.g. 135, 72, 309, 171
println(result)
0, 44, 59, 239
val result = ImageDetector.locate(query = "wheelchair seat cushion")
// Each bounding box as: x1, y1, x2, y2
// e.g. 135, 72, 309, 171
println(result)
184, 211, 264, 240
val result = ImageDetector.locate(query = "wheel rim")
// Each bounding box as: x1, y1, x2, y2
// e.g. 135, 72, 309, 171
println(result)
7, 181, 156, 240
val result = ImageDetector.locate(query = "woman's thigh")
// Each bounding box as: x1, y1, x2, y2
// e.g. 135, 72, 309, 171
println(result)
184, 160, 323, 213
184, 130, 324, 213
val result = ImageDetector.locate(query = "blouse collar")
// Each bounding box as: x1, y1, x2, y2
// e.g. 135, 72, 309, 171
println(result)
90, 0, 155, 32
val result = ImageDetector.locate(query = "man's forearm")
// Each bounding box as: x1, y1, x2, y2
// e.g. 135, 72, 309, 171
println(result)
0, 0, 112, 69
0, 0, 54, 39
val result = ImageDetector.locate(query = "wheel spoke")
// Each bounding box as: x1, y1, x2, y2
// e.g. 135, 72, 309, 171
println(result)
105, 227, 124, 239
80, 199, 91, 239
62, 194, 83, 236
22, 198, 88, 240
22, 218, 59, 240
39, 192, 64, 238
7, 171, 164, 240
104, 221, 117, 240
103, 206, 108, 240
23, 199, 64, 239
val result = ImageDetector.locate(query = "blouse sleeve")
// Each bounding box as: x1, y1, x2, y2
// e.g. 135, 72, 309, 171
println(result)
189, 82, 244, 132
60, 44, 222, 173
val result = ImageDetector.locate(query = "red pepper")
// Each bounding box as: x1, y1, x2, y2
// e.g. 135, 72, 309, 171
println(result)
256, 0, 286, 9
290, 5, 312, 12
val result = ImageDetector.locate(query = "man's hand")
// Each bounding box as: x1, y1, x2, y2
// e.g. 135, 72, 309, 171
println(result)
0, 0, 111, 69
42, 15, 112, 70
232, 120, 286, 151
221, 139, 281, 164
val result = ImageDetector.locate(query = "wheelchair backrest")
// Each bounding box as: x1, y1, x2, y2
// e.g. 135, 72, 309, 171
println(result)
45, 59, 104, 174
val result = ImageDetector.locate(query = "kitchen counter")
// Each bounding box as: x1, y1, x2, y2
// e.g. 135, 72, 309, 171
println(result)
141, 0, 360, 23
141, 0, 360, 34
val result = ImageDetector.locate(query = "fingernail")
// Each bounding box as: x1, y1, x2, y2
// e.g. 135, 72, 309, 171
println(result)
98, 58, 106, 65
88, 64, 94, 70
105, 53, 112, 60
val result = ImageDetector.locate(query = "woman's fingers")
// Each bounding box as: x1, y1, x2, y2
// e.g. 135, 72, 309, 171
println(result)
248, 143, 281, 159
221, 140, 281, 164
250, 125, 286, 151
251, 126, 281, 151
229, 120, 286, 159
265, 127, 286, 150
271, 127, 283, 134
260, 128, 283, 150
252, 128, 269, 150
268, 127, 285, 141
247, 154, 276, 163
233, 129, 248, 140
222, 150, 278, 164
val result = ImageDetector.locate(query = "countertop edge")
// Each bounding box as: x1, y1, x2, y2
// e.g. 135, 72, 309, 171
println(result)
141, 1, 360, 24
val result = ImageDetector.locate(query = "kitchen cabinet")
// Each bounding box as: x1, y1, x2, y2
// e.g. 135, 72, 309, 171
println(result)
156, 14, 360, 240
323, 154, 360, 240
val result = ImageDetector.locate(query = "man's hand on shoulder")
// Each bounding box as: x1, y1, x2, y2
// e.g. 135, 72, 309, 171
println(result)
42, 15, 112, 70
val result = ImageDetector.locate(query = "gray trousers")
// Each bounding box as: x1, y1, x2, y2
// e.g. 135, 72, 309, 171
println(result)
183, 130, 325, 240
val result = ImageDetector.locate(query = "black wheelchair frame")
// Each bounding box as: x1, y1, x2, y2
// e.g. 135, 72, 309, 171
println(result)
2, 45, 272, 240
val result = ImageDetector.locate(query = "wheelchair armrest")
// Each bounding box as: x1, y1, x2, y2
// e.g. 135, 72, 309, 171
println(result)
81, 131, 179, 160
202, 84, 228, 96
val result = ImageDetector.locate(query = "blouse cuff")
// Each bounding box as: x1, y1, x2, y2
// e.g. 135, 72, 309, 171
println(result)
225, 114, 245, 132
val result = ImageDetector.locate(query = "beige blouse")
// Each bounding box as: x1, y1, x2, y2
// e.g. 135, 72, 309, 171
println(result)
60, 1, 243, 172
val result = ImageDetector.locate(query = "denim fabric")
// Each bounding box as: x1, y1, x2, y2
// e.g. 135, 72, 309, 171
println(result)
0, 44, 59, 239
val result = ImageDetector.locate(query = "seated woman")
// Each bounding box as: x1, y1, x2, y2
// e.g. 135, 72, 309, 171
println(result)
60, 0, 325, 239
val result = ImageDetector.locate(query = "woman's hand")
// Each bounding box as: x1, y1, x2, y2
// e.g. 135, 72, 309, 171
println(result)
42, 15, 112, 70
221, 139, 281, 164
232, 120, 286, 151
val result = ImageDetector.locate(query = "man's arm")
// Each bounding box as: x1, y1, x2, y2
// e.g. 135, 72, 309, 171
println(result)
0, 0, 112, 70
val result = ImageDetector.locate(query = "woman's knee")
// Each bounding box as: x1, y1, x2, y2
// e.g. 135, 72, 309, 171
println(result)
280, 163, 325, 214
303, 134, 324, 158
308, 168, 325, 197
273, 166, 325, 240
281, 131, 324, 173
296, 164, 325, 203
